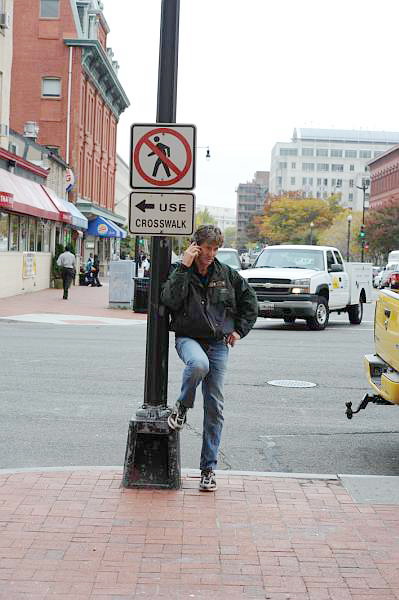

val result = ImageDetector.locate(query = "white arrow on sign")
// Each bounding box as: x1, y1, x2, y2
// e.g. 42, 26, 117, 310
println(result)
129, 192, 195, 236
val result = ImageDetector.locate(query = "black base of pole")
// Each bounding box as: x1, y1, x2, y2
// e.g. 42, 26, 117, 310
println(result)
122, 407, 181, 489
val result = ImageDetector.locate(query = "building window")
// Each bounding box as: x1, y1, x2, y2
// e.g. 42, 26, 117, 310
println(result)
302, 163, 314, 171
349, 164, 355, 171
9, 214, 19, 251
331, 149, 343, 157
345, 149, 357, 158
19, 216, 28, 251
336, 179, 342, 187
317, 163, 329, 171
42, 77, 61, 97
323, 178, 328, 186
40, 0, 59, 18
290, 177, 295, 185
28, 218, 36, 251
308, 177, 313, 185
302, 177, 307, 185
302, 148, 314, 156
349, 179, 354, 188
278, 162, 287, 169
0, 212, 9, 252
280, 148, 297, 156
291, 162, 296, 169
316, 148, 328, 157
348, 193, 353, 202
359, 150, 372, 159
277, 176, 282, 185
331, 164, 344, 172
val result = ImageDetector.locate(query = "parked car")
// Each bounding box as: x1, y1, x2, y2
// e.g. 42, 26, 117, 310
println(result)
389, 271, 399, 291
216, 247, 243, 270
379, 263, 399, 288
372, 266, 383, 287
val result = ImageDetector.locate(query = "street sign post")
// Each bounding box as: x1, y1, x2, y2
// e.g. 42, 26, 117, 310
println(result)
129, 192, 195, 236
123, 0, 184, 490
131, 124, 196, 190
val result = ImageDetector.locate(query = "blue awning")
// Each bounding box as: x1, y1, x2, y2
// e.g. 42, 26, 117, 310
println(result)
112, 222, 127, 239
87, 216, 122, 238
66, 201, 88, 229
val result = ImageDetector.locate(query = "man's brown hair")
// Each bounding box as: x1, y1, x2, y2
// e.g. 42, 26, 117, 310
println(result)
192, 224, 224, 247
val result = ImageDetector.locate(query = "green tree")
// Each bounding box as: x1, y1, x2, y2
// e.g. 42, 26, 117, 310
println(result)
254, 193, 344, 245
195, 208, 217, 228
365, 199, 399, 261
317, 211, 363, 261
223, 226, 237, 247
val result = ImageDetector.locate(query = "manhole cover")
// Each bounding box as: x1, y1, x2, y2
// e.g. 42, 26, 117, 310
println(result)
267, 380, 317, 388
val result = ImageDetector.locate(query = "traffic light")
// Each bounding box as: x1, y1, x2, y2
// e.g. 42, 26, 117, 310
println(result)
358, 225, 366, 241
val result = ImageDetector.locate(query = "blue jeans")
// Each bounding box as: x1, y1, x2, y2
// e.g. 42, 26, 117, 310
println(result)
175, 336, 229, 471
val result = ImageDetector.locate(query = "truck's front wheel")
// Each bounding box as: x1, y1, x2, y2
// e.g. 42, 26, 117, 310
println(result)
306, 297, 329, 330
348, 300, 363, 324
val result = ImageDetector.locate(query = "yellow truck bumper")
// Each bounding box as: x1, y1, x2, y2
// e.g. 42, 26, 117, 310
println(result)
364, 353, 399, 405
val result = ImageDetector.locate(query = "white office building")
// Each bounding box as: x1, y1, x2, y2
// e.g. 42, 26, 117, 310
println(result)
196, 204, 236, 231
269, 128, 399, 211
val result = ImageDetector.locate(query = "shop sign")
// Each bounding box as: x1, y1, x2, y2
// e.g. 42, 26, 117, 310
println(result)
97, 223, 108, 235
65, 168, 75, 193
22, 252, 36, 278
0, 191, 14, 209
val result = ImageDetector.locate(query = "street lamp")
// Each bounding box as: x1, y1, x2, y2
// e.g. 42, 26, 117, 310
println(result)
310, 221, 314, 245
356, 177, 370, 262
346, 213, 352, 262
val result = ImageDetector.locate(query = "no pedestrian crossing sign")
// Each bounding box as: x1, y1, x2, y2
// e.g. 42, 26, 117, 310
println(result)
130, 123, 196, 190
129, 192, 195, 236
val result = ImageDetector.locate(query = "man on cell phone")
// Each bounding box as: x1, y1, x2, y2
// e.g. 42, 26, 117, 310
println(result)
161, 225, 258, 491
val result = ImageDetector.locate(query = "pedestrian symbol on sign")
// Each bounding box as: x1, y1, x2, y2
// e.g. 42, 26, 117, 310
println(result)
148, 136, 171, 178
130, 124, 196, 190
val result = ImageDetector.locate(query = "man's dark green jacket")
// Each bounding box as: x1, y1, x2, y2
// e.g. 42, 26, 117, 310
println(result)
161, 259, 258, 341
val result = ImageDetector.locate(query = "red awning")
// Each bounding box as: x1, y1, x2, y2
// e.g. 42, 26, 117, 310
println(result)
41, 185, 72, 224
0, 168, 60, 221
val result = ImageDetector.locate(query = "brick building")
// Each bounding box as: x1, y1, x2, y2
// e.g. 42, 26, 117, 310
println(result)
10, 0, 129, 267
368, 145, 399, 210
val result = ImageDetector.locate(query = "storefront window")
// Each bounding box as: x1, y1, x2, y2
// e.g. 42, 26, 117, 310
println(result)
36, 221, 44, 252
43, 222, 50, 252
9, 215, 19, 251
0, 212, 9, 251
29, 217, 36, 251
19, 216, 28, 251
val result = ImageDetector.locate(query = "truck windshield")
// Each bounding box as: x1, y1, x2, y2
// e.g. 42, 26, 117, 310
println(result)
254, 248, 325, 271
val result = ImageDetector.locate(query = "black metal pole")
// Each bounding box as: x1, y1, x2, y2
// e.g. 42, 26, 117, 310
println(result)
346, 219, 351, 262
122, 0, 181, 489
361, 186, 366, 262
144, 0, 179, 407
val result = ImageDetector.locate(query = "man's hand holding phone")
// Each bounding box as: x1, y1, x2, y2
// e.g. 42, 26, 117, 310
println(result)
182, 242, 201, 267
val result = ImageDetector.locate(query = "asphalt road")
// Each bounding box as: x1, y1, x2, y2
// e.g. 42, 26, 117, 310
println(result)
1, 298, 399, 475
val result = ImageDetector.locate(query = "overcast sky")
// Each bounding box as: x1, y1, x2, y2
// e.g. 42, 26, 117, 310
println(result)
105, 0, 399, 210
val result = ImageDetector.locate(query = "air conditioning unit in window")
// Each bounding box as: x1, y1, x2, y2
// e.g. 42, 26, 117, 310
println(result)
0, 123, 8, 136
0, 12, 11, 29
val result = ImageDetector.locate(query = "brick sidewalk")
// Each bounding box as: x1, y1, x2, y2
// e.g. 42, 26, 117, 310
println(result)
1, 468, 399, 599
0, 285, 146, 320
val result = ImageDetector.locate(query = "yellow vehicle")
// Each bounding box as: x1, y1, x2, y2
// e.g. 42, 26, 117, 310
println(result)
346, 288, 399, 418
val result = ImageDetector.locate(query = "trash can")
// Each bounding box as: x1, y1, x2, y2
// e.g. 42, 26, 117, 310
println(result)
133, 277, 150, 313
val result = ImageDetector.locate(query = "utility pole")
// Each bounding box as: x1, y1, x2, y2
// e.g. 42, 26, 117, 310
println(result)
123, 0, 181, 490
356, 178, 369, 262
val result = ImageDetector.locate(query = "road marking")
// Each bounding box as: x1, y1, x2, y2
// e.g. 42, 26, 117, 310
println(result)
0, 313, 147, 326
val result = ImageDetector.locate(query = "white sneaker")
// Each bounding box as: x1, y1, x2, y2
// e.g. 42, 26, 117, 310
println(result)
199, 469, 217, 492
167, 402, 187, 431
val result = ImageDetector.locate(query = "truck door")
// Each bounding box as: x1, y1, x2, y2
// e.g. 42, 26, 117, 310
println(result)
327, 250, 346, 308
333, 250, 350, 305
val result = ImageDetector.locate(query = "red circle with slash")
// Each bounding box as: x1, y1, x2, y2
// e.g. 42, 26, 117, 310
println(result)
133, 127, 192, 186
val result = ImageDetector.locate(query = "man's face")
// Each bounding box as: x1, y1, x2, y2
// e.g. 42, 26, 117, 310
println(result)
195, 241, 220, 270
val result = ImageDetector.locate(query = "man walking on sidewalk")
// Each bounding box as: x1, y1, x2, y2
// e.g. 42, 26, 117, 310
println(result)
161, 225, 258, 492
57, 245, 76, 300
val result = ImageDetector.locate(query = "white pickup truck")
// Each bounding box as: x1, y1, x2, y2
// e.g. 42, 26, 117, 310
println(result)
240, 245, 373, 330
